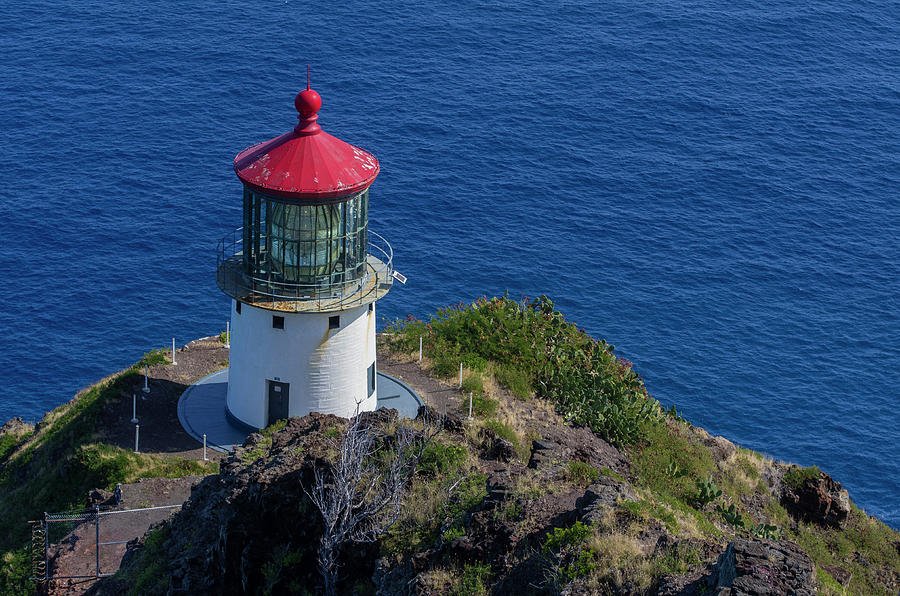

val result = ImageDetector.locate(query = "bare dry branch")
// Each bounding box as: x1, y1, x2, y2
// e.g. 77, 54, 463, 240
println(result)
304, 405, 441, 595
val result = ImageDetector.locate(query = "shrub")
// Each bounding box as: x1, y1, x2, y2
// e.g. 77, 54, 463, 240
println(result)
461, 353, 489, 372
418, 441, 467, 477
450, 563, 491, 596
566, 461, 600, 484
543, 521, 593, 555
137, 349, 168, 368
542, 522, 597, 582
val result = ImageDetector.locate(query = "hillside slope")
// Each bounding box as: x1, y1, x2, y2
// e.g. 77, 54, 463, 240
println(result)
85, 297, 899, 595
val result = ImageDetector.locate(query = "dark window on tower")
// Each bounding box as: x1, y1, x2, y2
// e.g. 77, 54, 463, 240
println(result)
235, 301, 242, 314
368, 363, 375, 397
273, 316, 285, 329
329, 315, 340, 329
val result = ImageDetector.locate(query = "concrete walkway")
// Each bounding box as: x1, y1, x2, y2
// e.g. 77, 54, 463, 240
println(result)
177, 369, 422, 452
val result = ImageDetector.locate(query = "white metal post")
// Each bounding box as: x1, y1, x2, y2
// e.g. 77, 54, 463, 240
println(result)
142, 364, 150, 394
468, 392, 473, 419
171, 337, 177, 365
131, 394, 138, 424
458, 362, 463, 389
418, 336, 422, 361
134, 424, 140, 453
225, 321, 230, 349
202, 434, 208, 461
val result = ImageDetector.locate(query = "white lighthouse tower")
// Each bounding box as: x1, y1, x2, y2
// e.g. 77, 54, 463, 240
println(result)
215, 81, 393, 429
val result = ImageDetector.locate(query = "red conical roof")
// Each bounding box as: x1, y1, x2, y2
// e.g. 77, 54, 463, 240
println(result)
234, 85, 379, 200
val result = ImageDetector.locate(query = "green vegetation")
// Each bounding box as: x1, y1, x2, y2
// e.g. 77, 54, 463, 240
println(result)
695, 475, 723, 508
137, 349, 169, 368
459, 392, 498, 418
0, 431, 28, 464
783, 464, 821, 490
0, 353, 219, 596
788, 504, 900, 596
542, 522, 596, 581
565, 460, 600, 484
117, 525, 170, 596
384, 296, 900, 596
73, 444, 217, 490
460, 373, 485, 396
450, 563, 492, 596
716, 503, 745, 529
383, 472, 486, 555
598, 466, 625, 483
418, 440, 467, 477
386, 296, 660, 446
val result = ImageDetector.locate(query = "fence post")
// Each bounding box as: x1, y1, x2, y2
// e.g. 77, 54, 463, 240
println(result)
43, 513, 49, 583
95, 507, 100, 578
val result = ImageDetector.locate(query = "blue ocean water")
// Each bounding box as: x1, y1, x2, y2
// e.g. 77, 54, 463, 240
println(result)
0, 1, 897, 527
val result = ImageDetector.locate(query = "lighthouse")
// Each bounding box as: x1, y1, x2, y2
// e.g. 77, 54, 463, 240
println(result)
215, 81, 394, 429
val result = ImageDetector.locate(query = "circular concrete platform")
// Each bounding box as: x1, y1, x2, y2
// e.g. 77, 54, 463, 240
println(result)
177, 368, 423, 452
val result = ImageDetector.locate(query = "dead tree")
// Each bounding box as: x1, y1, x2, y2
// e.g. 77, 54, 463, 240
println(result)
305, 408, 439, 596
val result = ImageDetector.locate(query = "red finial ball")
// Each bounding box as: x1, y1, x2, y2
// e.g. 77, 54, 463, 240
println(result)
295, 88, 322, 117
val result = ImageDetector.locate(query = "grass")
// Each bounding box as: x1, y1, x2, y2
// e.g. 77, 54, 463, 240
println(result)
72, 443, 218, 490
565, 460, 600, 485
383, 472, 487, 555
459, 392, 499, 418
788, 505, 900, 596
784, 465, 822, 490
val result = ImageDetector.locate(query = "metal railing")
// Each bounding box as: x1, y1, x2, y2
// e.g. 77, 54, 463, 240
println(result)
216, 228, 393, 312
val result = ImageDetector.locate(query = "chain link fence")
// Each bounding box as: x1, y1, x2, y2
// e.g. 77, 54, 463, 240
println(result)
29, 503, 182, 585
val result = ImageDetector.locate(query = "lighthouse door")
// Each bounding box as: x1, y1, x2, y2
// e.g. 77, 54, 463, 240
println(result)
267, 381, 290, 426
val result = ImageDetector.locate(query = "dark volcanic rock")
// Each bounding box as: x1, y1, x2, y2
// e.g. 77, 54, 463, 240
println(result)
528, 438, 563, 470
781, 467, 850, 528
820, 564, 852, 589
575, 475, 638, 524
0, 416, 30, 436
479, 427, 516, 462
88, 412, 352, 596
712, 539, 816, 595
416, 404, 464, 433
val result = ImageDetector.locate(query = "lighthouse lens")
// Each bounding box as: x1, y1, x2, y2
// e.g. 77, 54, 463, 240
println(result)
269, 202, 341, 284
259, 189, 369, 293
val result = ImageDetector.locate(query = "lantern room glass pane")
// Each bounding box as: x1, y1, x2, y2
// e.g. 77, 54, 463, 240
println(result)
242, 189, 370, 292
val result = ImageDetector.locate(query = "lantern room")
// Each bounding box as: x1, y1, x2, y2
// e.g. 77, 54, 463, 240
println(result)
215, 81, 394, 428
